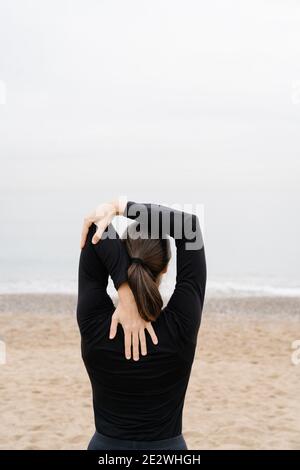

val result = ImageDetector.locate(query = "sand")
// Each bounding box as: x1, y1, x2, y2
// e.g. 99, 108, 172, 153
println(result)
0, 294, 299, 450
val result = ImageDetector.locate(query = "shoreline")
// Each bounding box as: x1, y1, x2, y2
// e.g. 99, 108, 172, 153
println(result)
1, 292, 300, 316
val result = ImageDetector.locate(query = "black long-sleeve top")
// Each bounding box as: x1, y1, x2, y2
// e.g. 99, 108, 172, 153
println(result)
76, 201, 206, 440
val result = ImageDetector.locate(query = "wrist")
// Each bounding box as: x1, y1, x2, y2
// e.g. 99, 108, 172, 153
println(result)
118, 282, 136, 305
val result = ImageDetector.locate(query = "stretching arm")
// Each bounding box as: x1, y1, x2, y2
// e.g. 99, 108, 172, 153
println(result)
123, 200, 207, 343
78, 214, 158, 359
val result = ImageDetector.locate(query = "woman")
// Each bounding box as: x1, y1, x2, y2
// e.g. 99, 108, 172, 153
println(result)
77, 198, 206, 450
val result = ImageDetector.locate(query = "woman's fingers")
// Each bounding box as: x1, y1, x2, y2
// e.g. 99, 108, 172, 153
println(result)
81, 203, 115, 248
92, 216, 113, 244
121, 323, 158, 360
92, 226, 104, 244
109, 315, 118, 340
139, 329, 147, 356
124, 329, 132, 360
146, 323, 158, 345
132, 331, 139, 361
80, 217, 93, 248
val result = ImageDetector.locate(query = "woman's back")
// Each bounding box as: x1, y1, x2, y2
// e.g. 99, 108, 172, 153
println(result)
77, 201, 206, 441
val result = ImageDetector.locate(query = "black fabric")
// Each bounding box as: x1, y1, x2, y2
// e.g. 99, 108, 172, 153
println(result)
87, 430, 188, 450
76, 201, 207, 441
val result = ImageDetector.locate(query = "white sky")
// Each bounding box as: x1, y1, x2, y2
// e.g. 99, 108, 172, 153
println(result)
0, 0, 300, 284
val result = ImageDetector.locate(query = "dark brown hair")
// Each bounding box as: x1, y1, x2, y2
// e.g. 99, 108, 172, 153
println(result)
122, 222, 171, 322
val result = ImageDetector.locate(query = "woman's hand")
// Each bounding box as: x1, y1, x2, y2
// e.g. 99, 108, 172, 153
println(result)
80, 198, 127, 248
80, 200, 159, 359
111, 283, 158, 361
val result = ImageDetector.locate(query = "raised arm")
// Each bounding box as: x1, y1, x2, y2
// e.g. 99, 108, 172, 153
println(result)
79, 207, 158, 360
123, 200, 207, 344
80, 198, 206, 345
77, 221, 130, 326
90, 222, 129, 292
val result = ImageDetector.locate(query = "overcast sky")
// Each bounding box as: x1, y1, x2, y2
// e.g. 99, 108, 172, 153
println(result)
1, 0, 300, 288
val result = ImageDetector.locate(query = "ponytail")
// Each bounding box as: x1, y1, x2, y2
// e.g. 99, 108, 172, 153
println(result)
127, 263, 163, 321
122, 222, 171, 321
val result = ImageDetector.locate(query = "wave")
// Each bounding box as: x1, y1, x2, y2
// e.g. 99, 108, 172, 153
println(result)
207, 280, 300, 298
1, 278, 300, 297
0, 280, 77, 294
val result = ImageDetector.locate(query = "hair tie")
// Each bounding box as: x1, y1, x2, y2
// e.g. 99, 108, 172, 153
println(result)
130, 257, 145, 266
130, 257, 155, 280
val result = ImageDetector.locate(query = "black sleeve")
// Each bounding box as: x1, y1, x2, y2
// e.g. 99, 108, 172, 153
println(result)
77, 222, 130, 331
124, 201, 207, 341
91, 222, 130, 292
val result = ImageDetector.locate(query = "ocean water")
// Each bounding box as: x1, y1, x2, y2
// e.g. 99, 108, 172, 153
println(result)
1, 191, 300, 298
1, 276, 300, 298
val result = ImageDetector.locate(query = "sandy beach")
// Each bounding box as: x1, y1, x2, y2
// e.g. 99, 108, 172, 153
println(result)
0, 294, 299, 450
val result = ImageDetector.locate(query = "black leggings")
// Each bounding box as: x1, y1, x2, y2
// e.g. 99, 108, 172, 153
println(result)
87, 430, 188, 450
